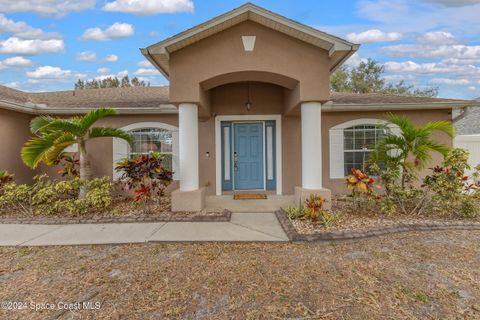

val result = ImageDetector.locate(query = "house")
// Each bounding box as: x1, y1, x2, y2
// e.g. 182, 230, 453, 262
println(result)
0, 3, 476, 211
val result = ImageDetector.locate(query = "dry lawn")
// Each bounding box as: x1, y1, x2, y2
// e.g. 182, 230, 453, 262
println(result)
1, 231, 480, 319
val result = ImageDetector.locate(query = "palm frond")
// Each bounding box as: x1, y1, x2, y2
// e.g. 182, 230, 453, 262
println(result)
421, 120, 455, 137
43, 134, 77, 165
31, 116, 81, 135
78, 108, 118, 134
21, 132, 62, 168
88, 127, 133, 146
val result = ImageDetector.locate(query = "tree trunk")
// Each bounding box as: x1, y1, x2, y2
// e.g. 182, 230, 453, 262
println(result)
79, 140, 91, 198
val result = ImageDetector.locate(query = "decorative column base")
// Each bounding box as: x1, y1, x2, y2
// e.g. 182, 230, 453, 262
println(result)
171, 187, 206, 212
294, 186, 332, 210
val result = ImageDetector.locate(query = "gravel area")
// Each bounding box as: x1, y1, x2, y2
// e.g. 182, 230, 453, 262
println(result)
1, 231, 480, 319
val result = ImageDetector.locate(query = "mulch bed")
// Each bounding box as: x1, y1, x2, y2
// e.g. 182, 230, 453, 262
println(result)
0, 197, 230, 224
276, 196, 480, 242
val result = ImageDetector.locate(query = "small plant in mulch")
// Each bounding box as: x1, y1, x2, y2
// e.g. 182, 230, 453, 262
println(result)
284, 194, 336, 228
115, 152, 173, 213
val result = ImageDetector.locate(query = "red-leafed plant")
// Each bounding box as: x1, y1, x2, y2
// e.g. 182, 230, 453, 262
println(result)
346, 168, 376, 196
115, 152, 173, 211
53, 153, 80, 179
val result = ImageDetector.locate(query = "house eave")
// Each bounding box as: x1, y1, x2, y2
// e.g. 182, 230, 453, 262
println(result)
321, 101, 479, 112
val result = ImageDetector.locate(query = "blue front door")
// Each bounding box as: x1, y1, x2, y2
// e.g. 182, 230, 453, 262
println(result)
234, 122, 264, 190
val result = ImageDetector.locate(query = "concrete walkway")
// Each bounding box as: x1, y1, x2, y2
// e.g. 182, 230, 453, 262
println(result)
0, 213, 288, 246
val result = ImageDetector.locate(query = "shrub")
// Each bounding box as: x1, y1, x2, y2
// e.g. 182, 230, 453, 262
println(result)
53, 153, 80, 178
304, 194, 336, 227
284, 203, 305, 220
115, 152, 173, 202
0, 175, 112, 216
423, 148, 479, 218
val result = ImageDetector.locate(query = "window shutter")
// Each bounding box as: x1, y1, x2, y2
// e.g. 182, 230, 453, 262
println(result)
329, 128, 345, 179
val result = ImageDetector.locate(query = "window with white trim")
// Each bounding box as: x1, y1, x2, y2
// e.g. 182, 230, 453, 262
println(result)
129, 128, 174, 170
343, 125, 388, 176
329, 119, 398, 179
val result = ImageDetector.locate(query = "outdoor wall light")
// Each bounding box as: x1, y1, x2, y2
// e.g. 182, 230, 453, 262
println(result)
245, 81, 252, 112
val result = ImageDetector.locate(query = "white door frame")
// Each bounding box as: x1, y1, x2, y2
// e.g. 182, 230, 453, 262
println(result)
215, 114, 282, 195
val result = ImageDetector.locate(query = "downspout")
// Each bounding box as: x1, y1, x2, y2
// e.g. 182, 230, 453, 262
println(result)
452, 106, 469, 123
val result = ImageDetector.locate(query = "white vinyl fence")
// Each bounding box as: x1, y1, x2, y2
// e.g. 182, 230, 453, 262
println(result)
454, 134, 480, 174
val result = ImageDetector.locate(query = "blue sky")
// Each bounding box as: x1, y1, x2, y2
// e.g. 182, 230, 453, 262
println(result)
0, 0, 479, 99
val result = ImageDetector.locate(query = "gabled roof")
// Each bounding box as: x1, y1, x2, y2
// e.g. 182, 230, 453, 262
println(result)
141, 2, 359, 77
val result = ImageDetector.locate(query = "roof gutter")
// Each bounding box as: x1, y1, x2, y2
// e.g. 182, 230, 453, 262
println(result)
140, 48, 170, 79
321, 101, 479, 112
0, 100, 178, 115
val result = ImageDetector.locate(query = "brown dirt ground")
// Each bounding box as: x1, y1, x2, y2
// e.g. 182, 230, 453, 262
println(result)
1, 231, 480, 319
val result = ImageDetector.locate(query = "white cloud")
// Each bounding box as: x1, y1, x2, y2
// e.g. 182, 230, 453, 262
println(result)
383, 60, 480, 75
134, 68, 159, 76
0, 0, 96, 17
81, 22, 134, 41
420, 0, 480, 7
0, 56, 33, 69
103, 0, 194, 15
430, 78, 470, 85
105, 54, 118, 62
417, 31, 458, 45
382, 44, 480, 61
468, 86, 477, 91
344, 52, 367, 68
26, 66, 86, 83
94, 70, 128, 81
357, 0, 480, 37
346, 29, 402, 43
0, 37, 64, 55
137, 60, 151, 68
97, 67, 111, 74
2, 81, 21, 89
0, 14, 60, 40
76, 51, 97, 62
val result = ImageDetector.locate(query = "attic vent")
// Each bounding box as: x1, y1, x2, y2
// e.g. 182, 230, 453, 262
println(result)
242, 36, 256, 51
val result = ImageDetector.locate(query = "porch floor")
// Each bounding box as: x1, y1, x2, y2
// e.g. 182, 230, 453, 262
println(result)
206, 195, 295, 213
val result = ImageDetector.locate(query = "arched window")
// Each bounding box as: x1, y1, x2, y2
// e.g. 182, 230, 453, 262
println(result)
343, 124, 388, 175
329, 119, 399, 179
129, 128, 174, 170
113, 122, 179, 180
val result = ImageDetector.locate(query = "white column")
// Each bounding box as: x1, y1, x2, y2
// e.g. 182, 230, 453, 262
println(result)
178, 103, 199, 191
301, 102, 322, 189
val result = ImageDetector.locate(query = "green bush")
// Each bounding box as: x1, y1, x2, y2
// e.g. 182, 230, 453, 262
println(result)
0, 175, 112, 216
423, 148, 479, 218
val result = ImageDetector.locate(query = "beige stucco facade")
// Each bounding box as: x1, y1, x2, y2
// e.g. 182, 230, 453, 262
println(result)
0, 3, 473, 212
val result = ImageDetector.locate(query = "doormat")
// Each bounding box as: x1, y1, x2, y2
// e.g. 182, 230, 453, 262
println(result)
233, 194, 268, 200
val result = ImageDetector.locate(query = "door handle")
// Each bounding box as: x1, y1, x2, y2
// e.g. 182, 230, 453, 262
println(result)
234, 151, 238, 171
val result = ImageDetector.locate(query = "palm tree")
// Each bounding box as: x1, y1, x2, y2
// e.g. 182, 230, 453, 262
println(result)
21, 108, 133, 197
371, 112, 455, 188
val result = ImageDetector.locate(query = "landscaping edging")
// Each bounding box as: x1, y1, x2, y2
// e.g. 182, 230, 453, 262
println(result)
275, 210, 480, 242
0, 210, 232, 225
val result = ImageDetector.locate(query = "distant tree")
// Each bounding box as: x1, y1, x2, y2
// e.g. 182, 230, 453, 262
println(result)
74, 75, 149, 90
331, 59, 438, 97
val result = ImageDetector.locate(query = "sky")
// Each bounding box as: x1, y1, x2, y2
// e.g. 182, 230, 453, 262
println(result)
0, 0, 479, 99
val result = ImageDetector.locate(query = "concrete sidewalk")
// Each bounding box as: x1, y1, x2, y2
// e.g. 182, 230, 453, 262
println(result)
0, 213, 288, 246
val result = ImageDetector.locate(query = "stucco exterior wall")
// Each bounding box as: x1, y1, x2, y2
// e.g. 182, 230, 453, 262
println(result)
322, 109, 453, 194
168, 20, 331, 112
0, 109, 34, 183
